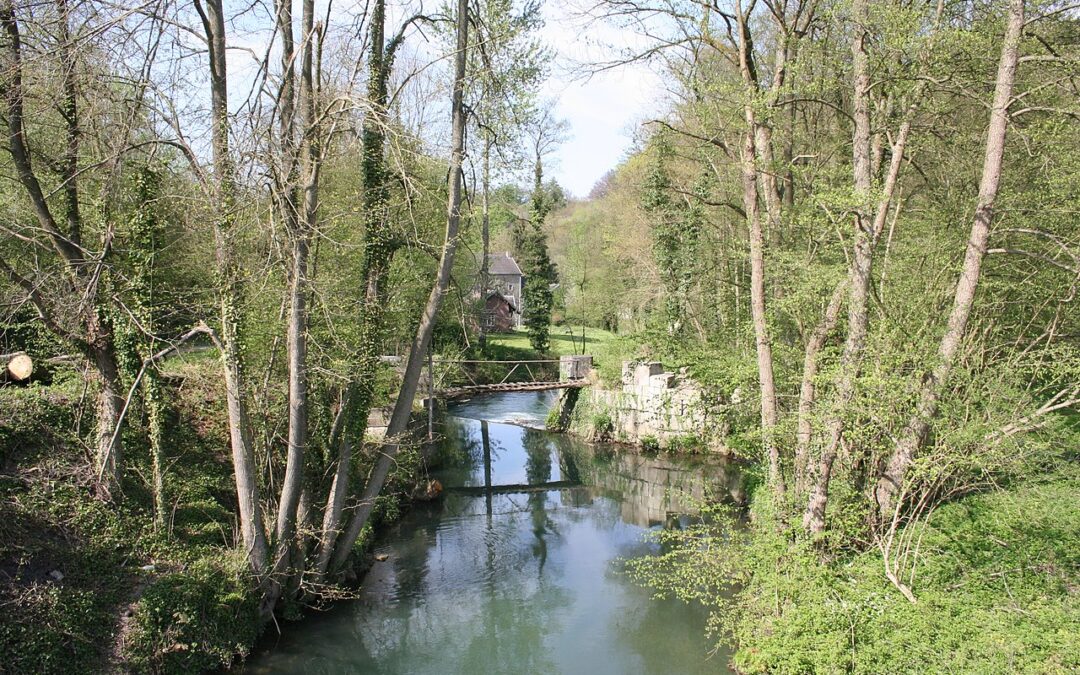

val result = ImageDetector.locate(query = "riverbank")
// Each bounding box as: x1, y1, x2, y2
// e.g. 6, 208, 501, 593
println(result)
629, 460, 1080, 673
0, 357, 431, 673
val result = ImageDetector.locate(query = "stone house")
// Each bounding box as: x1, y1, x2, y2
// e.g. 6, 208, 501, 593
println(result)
483, 252, 524, 330
483, 292, 518, 332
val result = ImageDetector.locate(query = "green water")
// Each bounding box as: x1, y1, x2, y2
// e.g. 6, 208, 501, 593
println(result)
243, 391, 742, 674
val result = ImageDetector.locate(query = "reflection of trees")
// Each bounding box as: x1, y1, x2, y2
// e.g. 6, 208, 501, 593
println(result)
551, 432, 582, 483
438, 416, 482, 466
481, 421, 493, 517
558, 441, 747, 529
522, 428, 556, 571
522, 428, 553, 484
345, 495, 570, 673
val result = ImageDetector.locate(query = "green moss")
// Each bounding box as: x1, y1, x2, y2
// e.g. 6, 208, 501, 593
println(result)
545, 403, 563, 430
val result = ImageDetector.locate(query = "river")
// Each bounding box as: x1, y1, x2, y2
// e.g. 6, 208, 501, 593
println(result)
242, 391, 742, 674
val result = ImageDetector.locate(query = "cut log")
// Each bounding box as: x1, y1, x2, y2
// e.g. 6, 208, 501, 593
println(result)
2, 352, 33, 383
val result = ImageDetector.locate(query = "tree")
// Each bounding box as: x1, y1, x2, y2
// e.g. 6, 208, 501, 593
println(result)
517, 104, 565, 353
330, 0, 471, 574
873, 0, 1026, 522
469, 0, 548, 350
310, 0, 429, 584
193, 0, 270, 579
0, 0, 129, 498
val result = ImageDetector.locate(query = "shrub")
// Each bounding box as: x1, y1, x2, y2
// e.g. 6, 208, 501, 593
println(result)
640, 435, 660, 453
591, 410, 614, 440
125, 557, 259, 674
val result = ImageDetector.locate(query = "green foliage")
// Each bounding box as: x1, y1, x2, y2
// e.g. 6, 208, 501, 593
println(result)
125, 557, 259, 673
640, 435, 660, 453
641, 133, 703, 336
0, 582, 105, 673
520, 228, 556, 353
630, 466, 1080, 674
590, 410, 614, 440
664, 434, 704, 454
0, 378, 78, 466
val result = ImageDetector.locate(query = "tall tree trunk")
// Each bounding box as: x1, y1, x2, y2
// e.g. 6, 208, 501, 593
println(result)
755, 31, 788, 248
802, 0, 944, 533
330, 0, 469, 573
312, 389, 354, 578
794, 281, 846, 496
268, 0, 320, 613
803, 0, 874, 533
874, 0, 1024, 521
92, 344, 125, 495
144, 374, 167, 528
197, 0, 269, 575
311, 0, 402, 582
735, 1, 784, 503
478, 135, 491, 349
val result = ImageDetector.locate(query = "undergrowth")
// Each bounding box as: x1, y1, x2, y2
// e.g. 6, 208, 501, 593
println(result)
628, 463, 1080, 674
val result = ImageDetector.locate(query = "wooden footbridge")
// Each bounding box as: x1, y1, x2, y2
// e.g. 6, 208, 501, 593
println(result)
440, 379, 588, 399
432, 356, 592, 400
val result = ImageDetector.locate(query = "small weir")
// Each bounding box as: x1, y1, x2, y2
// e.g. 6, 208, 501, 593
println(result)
242, 390, 740, 674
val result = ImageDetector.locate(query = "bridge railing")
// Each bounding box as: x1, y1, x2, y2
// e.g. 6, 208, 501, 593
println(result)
381, 355, 593, 393
433, 358, 562, 389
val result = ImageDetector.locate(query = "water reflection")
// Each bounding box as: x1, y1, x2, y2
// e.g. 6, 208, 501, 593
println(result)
243, 392, 740, 674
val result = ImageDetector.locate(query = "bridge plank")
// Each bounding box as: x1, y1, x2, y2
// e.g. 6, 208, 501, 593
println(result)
439, 380, 587, 399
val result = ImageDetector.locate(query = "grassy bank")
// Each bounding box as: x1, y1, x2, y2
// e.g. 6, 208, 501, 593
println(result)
486, 325, 638, 385
0, 358, 423, 673
630, 461, 1080, 673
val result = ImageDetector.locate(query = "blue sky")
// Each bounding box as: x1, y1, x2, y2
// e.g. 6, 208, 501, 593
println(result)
539, 4, 664, 197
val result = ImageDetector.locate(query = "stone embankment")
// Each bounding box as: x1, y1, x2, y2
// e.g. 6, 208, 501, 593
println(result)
554, 361, 731, 453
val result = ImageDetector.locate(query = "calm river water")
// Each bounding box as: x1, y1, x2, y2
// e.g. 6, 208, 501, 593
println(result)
243, 391, 742, 674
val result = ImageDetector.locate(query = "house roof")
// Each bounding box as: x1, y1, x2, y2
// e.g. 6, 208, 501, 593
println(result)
488, 251, 523, 276
486, 290, 518, 311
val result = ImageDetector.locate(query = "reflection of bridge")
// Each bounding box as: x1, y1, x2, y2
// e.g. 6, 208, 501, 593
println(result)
434, 357, 592, 399
447, 480, 581, 496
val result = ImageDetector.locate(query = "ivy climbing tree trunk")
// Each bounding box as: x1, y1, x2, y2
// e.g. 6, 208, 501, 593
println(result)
195, 0, 269, 577
311, 0, 414, 582
126, 168, 168, 528
330, 0, 469, 574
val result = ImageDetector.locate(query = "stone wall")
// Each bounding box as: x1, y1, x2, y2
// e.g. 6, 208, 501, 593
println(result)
562, 361, 728, 452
